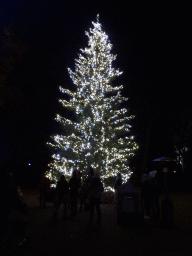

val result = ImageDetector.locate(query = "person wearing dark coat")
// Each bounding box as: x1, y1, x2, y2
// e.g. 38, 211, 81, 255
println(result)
114, 173, 122, 189
86, 167, 95, 187
39, 175, 50, 207
3, 173, 28, 240
141, 173, 152, 219
69, 170, 81, 217
113, 173, 122, 207
87, 172, 104, 224
53, 175, 69, 220
79, 181, 87, 212
149, 171, 160, 220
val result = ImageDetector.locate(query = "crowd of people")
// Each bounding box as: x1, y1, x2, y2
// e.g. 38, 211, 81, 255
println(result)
114, 170, 163, 221
1, 168, 105, 248
41, 168, 162, 223
1, 167, 168, 247
38, 167, 104, 224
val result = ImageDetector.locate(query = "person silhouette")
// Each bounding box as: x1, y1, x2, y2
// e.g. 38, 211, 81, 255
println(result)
39, 175, 50, 207
53, 175, 69, 220
87, 172, 104, 224
69, 170, 81, 217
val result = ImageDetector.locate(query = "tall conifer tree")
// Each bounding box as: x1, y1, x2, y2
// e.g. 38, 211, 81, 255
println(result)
47, 15, 138, 188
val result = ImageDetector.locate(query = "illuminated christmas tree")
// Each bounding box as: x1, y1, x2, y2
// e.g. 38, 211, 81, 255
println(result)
47, 15, 138, 188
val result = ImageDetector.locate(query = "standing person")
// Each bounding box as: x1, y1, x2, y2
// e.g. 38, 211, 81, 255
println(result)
113, 173, 122, 207
79, 180, 87, 212
87, 172, 104, 224
76, 170, 82, 181
53, 175, 69, 221
76, 170, 82, 207
39, 174, 50, 207
69, 170, 81, 217
149, 171, 160, 220
85, 168, 94, 187
4, 173, 28, 241
141, 173, 152, 219
85, 167, 95, 187
89, 167, 94, 178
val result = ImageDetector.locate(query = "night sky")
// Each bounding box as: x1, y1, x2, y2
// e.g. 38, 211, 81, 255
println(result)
0, 0, 192, 179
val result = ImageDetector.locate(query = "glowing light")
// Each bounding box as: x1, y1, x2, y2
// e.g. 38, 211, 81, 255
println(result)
47, 15, 138, 187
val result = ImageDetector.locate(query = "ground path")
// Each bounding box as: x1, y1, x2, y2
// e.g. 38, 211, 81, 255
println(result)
2, 191, 192, 255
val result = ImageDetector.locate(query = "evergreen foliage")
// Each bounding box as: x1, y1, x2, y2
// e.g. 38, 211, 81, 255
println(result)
47, 15, 138, 188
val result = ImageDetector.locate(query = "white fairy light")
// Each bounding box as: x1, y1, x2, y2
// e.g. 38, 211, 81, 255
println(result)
47, 15, 138, 186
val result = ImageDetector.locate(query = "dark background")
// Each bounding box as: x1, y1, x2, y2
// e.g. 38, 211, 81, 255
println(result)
0, 0, 191, 186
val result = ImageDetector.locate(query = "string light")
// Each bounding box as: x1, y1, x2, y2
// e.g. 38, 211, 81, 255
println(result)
47, 15, 138, 187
